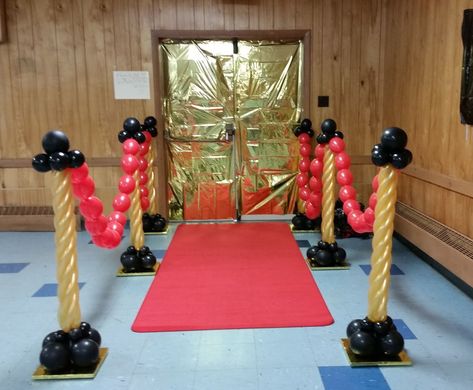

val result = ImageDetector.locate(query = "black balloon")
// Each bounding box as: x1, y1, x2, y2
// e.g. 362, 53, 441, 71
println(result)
69, 327, 83, 342
42, 332, 58, 347
126, 246, 137, 255
42, 130, 70, 154
315, 249, 334, 266
293, 126, 302, 137
49, 152, 70, 171
391, 149, 413, 169
346, 319, 363, 337
334, 130, 344, 139
317, 240, 329, 250
292, 214, 305, 229
86, 328, 101, 347
71, 339, 99, 368
380, 330, 404, 356
54, 330, 69, 344
328, 242, 338, 251
371, 144, 389, 166
307, 129, 314, 137
306, 246, 319, 261
139, 246, 151, 256
334, 248, 347, 263
69, 150, 85, 168
380, 127, 408, 151
321, 119, 337, 135
123, 117, 141, 134
349, 330, 377, 357
141, 254, 157, 270
144, 116, 157, 128
32, 153, 51, 172
133, 131, 146, 143
143, 214, 152, 231
153, 218, 166, 232
317, 133, 328, 144
121, 254, 140, 271
300, 118, 312, 130
80, 322, 91, 333
373, 320, 391, 337
304, 218, 316, 230
40, 342, 70, 372
360, 318, 374, 332
118, 130, 129, 143
148, 127, 158, 137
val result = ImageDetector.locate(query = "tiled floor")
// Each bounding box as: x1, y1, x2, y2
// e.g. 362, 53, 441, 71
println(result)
1, 222, 473, 390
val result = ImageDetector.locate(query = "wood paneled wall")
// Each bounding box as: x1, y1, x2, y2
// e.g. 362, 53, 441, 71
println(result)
0, 0, 384, 213
382, 0, 473, 238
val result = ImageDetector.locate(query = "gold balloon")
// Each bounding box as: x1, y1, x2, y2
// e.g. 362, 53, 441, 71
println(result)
321, 147, 336, 243
52, 170, 81, 332
367, 165, 398, 322
130, 171, 145, 250
145, 141, 158, 215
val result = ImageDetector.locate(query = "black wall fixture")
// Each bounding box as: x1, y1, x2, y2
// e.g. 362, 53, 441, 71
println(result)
460, 9, 473, 124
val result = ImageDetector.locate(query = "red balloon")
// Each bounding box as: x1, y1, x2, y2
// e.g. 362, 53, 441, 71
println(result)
79, 196, 104, 220
335, 152, 351, 170
123, 139, 140, 155
85, 215, 108, 235
108, 211, 127, 226
299, 187, 310, 201
144, 131, 152, 142
118, 174, 135, 194
139, 185, 149, 197
72, 176, 95, 200
309, 177, 322, 192
138, 157, 148, 171
305, 202, 320, 219
299, 158, 311, 173
112, 193, 131, 212
309, 192, 322, 207
315, 144, 325, 159
100, 228, 121, 249
310, 158, 323, 177
121, 154, 139, 175
108, 220, 124, 236
296, 173, 309, 187
300, 144, 311, 157
91, 234, 107, 248
298, 133, 310, 144
343, 199, 361, 215
329, 137, 345, 153
139, 172, 149, 185
71, 163, 89, 184
337, 169, 353, 186
372, 174, 379, 192
364, 207, 375, 224
351, 213, 372, 233
347, 209, 363, 228
339, 185, 357, 202
368, 192, 377, 210
140, 142, 150, 156
140, 196, 150, 211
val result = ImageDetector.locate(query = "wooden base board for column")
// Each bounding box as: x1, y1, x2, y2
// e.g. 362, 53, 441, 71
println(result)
116, 263, 160, 277
289, 224, 320, 233
32, 348, 108, 380
144, 226, 169, 235
306, 258, 351, 270
340, 339, 412, 366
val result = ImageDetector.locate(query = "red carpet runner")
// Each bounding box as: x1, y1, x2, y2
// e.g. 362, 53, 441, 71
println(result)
132, 222, 333, 332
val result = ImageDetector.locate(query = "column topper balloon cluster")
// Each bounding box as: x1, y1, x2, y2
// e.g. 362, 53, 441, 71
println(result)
345, 127, 412, 361
32, 132, 104, 374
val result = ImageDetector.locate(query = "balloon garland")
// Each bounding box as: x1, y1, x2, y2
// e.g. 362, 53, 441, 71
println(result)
346, 127, 412, 360
32, 131, 102, 373
291, 119, 318, 231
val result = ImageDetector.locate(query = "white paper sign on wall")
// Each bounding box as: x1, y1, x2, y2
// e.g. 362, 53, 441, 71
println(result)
113, 71, 150, 100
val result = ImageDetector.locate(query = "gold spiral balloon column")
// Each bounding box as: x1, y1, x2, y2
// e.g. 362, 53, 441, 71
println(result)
145, 141, 158, 215
321, 147, 336, 244
52, 170, 81, 332
367, 165, 398, 322
130, 171, 145, 249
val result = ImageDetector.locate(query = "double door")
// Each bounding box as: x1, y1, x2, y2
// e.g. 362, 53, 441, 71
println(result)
161, 39, 303, 220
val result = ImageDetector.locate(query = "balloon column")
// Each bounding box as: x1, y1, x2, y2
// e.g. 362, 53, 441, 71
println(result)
32, 131, 103, 374
291, 118, 319, 231
345, 127, 412, 361
306, 120, 347, 267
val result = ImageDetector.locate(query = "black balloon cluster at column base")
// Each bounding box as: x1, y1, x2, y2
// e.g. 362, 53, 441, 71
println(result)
39, 322, 101, 373
346, 316, 405, 358
306, 240, 346, 267
291, 213, 320, 231
142, 213, 168, 233
120, 245, 157, 272
334, 199, 372, 240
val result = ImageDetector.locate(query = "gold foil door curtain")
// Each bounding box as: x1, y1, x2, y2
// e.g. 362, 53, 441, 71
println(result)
162, 40, 303, 220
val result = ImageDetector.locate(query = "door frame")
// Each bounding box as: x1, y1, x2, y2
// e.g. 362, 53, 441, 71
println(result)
151, 30, 311, 218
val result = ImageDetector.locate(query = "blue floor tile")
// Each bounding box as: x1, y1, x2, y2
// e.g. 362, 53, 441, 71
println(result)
32, 282, 85, 297
296, 239, 311, 248
319, 366, 390, 390
151, 249, 167, 259
359, 263, 404, 275
393, 319, 417, 339
0, 262, 29, 273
